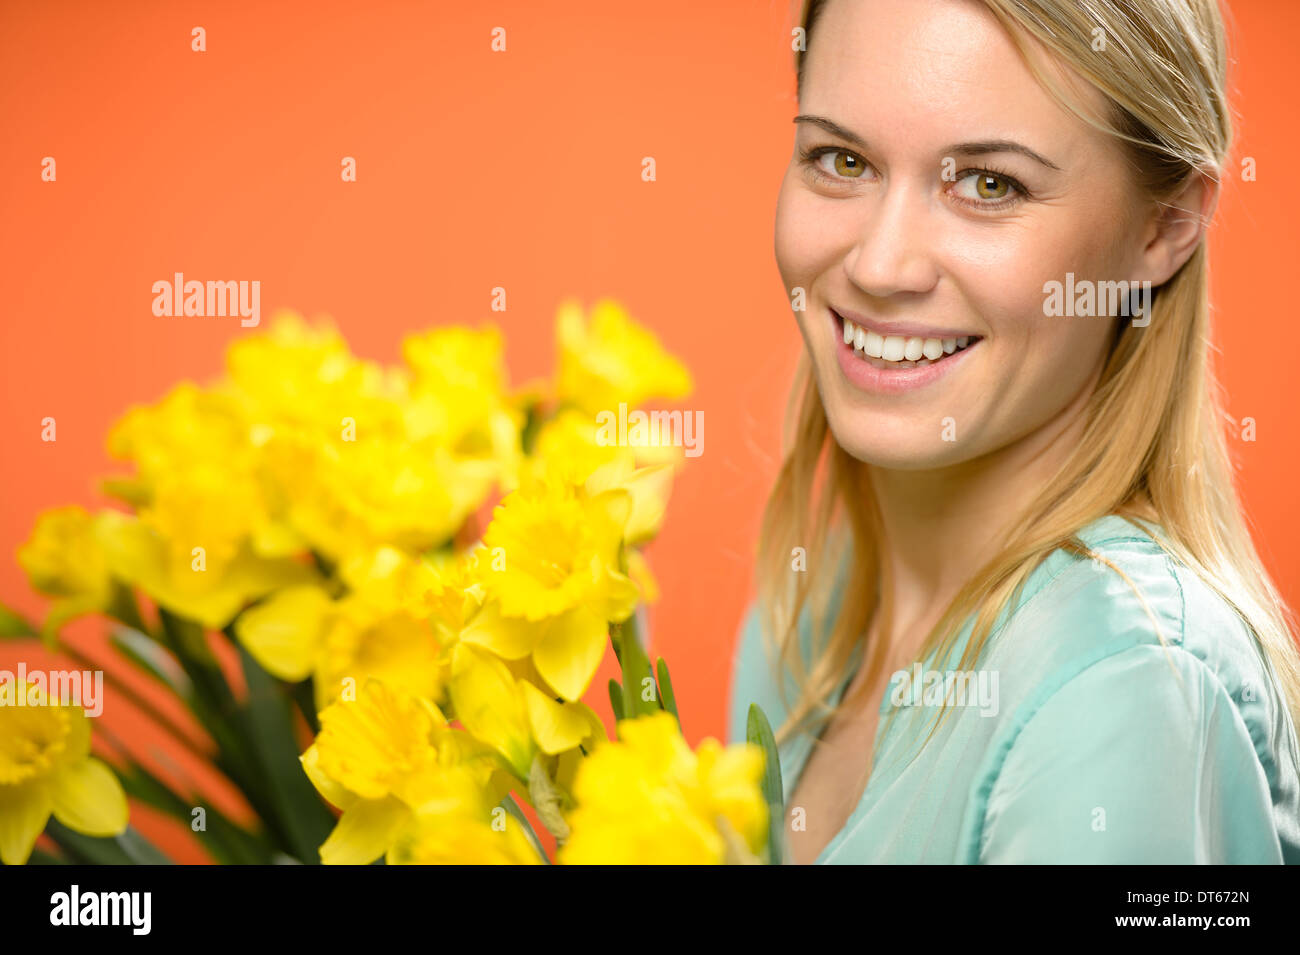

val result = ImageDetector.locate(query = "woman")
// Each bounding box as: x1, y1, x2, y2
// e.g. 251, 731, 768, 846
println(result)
728, 0, 1300, 864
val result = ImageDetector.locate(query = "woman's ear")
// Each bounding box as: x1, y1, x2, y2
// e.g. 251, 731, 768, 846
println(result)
1139, 169, 1220, 286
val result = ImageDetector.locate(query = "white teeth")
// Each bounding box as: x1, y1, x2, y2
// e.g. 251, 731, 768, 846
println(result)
864, 330, 884, 358
840, 310, 977, 367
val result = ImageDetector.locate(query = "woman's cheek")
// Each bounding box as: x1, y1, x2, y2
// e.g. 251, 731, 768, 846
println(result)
775, 197, 825, 290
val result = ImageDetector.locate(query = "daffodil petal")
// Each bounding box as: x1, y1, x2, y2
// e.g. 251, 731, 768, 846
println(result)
587, 488, 632, 542
585, 563, 638, 625
584, 456, 635, 496
318, 796, 408, 865
449, 644, 535, 778
459, 601, 539, 660
0, 782, 53, 866
522, 683, 599, 755
618, 464, 674, 547
532, 608, 609, 701
48, 757, 128, 837
300, 743, 359, 812
235, 585, 332, 681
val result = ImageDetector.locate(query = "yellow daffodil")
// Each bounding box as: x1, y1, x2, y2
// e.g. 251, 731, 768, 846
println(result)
459, 481, 639, 700
448, 643, 605, 780
287, 434, 498, 560
96, 510, 317, 631
224, 311, 394, 438
402, 325, 522, 470
0, 682, 129, 865
383, 764, 543, 865
584, 456, 675, 549
235, 547, 471, 711
386, 781, 543, 864
556, 299, 692, 415
527, 408, 624, 485
527, 412, 676, 546
16, 507, 115, 643
223, 313, 509, 562
301, 678, 516, 864
104, 381, 302, 559
558, 711, 767, 865
523, 414, 674, 601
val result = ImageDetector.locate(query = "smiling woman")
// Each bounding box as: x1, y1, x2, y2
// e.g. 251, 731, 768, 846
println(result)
729, 0, 1300, 864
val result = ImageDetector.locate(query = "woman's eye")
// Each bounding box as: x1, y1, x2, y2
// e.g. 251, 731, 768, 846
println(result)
803, 147, 870, 181
974, 174, 1008, 198
952, 170, 1022, 204
823, 150, 867, 178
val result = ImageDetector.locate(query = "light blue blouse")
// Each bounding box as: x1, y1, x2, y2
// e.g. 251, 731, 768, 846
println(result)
727, 515, 1300, 863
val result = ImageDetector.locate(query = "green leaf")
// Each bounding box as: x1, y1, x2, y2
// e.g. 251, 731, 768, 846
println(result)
0, 602, 36, 639
655, 657, 678, 719
24, 848, 67, 865
44, 821, 175, 865
526, 756, 572, 843
236, 642, 336, 863
500, 793, 551, 864
607, 678, 624, 722
747, 703, 785, 866
105, 581, 148, 635
44, 819, 132, 863
110, 626, 191, 696
116, 826, 175, 865
42, 819, 159, 865
157, 610, 268, 812
616, 611, 659, 719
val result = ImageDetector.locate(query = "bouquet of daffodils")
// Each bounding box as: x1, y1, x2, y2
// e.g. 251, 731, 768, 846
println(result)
2, 301, 784, 865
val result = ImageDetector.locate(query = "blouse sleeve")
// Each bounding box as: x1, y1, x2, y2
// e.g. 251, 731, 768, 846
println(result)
978, 642, 1284, 863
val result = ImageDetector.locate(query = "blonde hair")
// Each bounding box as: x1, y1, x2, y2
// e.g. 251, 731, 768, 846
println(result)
759, 0, 1300, 793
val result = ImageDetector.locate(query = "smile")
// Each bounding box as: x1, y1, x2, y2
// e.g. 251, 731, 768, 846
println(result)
829, 307, 982, 395
835, 309, 980, 369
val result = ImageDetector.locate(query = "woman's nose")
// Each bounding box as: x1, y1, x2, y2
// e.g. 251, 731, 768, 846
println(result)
841, 181, 940, 299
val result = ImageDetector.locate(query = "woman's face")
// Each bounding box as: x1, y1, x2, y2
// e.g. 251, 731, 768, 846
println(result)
775, 0, 1154, 471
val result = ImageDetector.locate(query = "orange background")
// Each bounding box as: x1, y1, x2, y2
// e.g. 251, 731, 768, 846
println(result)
1, 0, 1297, 862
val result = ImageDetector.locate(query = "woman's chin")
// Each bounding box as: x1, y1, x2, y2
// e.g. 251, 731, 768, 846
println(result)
827, 421, 976, 471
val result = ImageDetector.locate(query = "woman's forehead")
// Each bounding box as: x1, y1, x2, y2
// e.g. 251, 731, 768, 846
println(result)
799, 0, 1109, 158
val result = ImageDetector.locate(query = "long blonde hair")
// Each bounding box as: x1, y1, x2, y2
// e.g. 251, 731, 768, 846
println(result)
759, 0, 1300, 785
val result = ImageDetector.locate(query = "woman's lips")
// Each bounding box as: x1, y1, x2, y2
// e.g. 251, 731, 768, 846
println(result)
830, 307, 981, 395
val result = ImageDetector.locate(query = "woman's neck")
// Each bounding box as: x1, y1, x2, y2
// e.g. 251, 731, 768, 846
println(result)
865, 373, 1098, 643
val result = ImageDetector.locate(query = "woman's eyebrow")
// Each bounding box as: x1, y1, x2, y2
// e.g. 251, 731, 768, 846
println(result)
792, 114, 1061, 171
947, 140, 1061, 171
793, 114, 869, 149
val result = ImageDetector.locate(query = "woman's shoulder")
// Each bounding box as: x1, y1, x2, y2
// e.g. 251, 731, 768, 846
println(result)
978, 513, 1300, 861
1016, 514, 1285, 720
